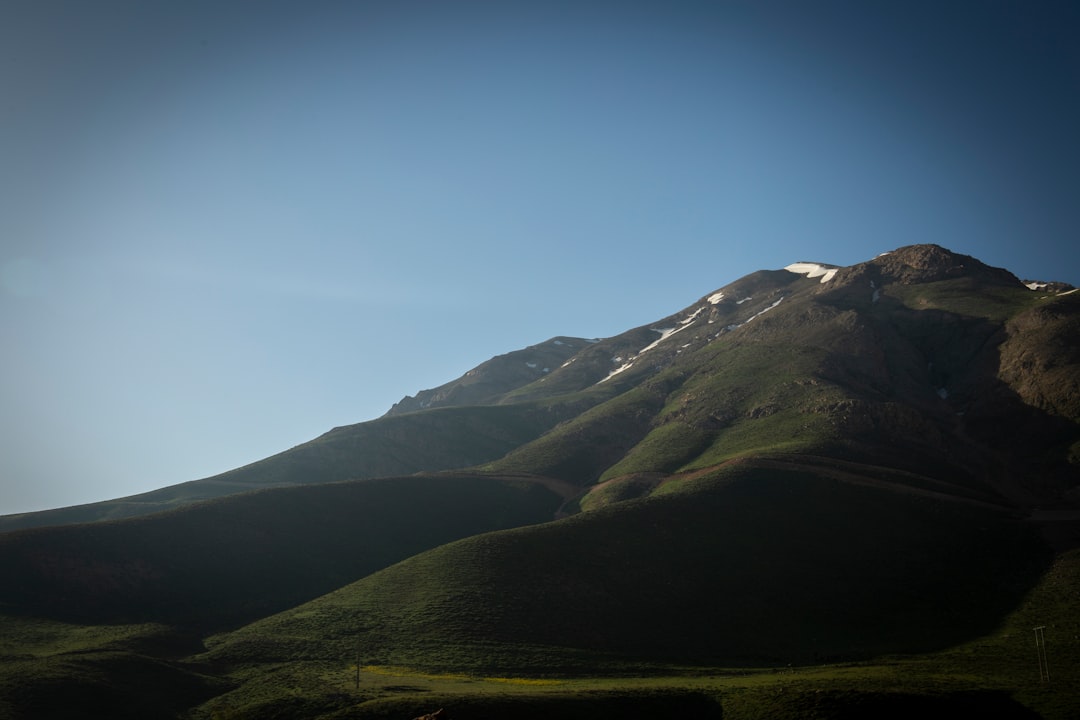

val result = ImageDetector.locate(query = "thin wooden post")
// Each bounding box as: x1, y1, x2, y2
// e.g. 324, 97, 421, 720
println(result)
1034, 626, 1050, 683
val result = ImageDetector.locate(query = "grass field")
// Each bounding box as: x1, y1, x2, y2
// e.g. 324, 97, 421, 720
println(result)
4, 458, 1073, 719
180, 540, 1080, 720
187, 626, 1079, 720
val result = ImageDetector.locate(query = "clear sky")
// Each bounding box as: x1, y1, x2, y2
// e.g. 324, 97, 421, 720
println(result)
2, 1, 1078, 515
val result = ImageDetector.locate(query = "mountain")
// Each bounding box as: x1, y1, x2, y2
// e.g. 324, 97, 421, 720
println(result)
383, 336, 596, 414
2, 244, 1079, 719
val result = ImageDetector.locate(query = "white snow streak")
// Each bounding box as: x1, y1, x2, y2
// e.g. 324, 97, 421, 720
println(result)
598, 306, 706, 383
745, 296, 784, 322
785, 262, 838, 283
708, 291, 725, 304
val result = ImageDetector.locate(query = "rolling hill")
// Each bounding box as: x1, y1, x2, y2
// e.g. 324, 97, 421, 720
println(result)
1, 244, 1078, 719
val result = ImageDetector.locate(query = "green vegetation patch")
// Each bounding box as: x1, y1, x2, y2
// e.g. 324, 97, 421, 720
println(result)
486, 385, 665, 483
882, 279, 1041, 322
0, 474, 563, 630
207, 464, 1049, 679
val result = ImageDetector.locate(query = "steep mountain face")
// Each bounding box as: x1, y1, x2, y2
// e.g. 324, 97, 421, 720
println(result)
481, 245, 1079, 511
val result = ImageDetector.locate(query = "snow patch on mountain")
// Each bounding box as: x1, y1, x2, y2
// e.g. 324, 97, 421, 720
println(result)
746, 296, 784, 323
708, 291, 725, 304
603, 360, 636, 381
785, 262, 838, 283
717, 296, 785, 335
599, 307, 707, 383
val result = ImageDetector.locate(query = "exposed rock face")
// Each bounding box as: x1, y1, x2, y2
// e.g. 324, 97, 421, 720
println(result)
868, 244, 1022, 286
999, 301, 1080, 421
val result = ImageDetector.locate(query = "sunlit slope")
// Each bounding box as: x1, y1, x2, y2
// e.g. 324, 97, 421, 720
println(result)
490, 262, 1079, 510
206, 459, 1049, 673
0, 473, 562, 630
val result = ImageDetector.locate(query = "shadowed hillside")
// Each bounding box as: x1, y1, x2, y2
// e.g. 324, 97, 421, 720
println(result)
0, 473, 563, 629
206, 459, 1050, 674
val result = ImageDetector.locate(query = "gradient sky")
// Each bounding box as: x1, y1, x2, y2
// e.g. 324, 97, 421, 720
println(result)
2, 1, 1078, 515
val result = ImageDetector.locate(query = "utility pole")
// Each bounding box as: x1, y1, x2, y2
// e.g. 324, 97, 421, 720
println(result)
355, 633, 361, 690
1034, 626, 1050, 683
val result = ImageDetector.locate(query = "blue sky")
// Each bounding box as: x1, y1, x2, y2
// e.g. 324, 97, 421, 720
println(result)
2, 0, 1078, 514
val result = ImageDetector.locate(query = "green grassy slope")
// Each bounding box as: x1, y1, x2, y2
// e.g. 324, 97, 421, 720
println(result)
5, 546, 1076, 720
0, 650, 225, 720
206, 460, 1049, 675
0, 473, 562, 630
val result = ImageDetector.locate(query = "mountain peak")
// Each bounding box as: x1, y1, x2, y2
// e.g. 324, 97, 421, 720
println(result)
865, 244, 1021, 286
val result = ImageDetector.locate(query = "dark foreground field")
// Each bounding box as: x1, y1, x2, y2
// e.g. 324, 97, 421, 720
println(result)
2, 547, 1078, 720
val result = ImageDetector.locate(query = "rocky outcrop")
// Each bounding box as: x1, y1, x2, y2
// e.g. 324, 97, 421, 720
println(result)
868, 244, 1022, 286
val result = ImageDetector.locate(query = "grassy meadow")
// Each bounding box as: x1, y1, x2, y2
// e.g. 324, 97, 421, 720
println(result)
6, 545, 1071, 719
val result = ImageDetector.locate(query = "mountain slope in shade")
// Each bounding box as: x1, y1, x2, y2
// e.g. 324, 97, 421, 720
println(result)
0, 472, 567, 629
207, 459, 1048, 672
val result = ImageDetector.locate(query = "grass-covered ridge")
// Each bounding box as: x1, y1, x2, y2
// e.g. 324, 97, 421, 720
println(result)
0, 473, 564, 629
206, 459, 1049, 674
881, 277, 1045, 322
